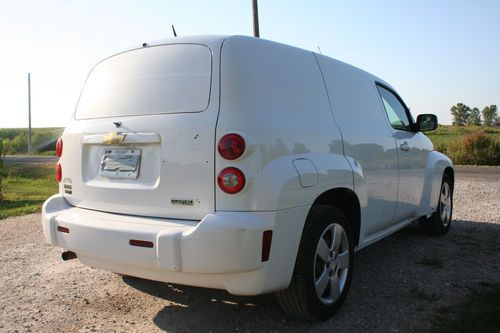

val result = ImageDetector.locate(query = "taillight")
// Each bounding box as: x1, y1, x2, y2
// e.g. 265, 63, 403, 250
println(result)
55, 138, 63, 157
218, 133, 245, 160
55, 162, 62, 182
218, 167, 245, 194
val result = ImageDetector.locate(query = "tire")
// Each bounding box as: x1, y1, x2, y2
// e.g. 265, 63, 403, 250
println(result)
276, 205, 354, 321
419, 173, 453, 236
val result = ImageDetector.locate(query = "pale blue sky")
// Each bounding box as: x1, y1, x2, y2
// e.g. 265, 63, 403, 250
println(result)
0, 0, 498, 127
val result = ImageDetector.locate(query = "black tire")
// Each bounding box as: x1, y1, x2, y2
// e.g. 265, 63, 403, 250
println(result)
419, 173, 453, 236
275, 205, 354, 321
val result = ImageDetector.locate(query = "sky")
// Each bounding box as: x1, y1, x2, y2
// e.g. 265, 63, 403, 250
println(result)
0, 0, 499, 128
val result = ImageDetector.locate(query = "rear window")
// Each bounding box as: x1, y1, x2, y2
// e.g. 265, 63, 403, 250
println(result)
75, 44, 212, 119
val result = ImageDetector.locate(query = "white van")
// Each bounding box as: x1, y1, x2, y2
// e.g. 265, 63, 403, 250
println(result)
42, 35, 454, 320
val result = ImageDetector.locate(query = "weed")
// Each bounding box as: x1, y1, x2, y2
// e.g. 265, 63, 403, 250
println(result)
427, 125, 500, 165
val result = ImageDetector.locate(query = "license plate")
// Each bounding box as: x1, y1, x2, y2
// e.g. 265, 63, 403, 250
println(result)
99, 148, 141, 179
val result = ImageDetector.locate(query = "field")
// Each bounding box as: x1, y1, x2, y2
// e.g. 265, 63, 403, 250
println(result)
426, 125, 500, 145
427, 125, 500, 165
0, 163, 58, 219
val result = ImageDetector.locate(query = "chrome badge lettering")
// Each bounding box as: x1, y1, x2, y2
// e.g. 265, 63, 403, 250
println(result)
171, 199, 194, 206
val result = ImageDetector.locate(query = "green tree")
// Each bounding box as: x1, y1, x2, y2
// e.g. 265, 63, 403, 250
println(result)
450, 103, 470, 126
32, 131, 57, 152
9, 133, 28, 154
482, 105, 498, 127
467, 107, 481, 126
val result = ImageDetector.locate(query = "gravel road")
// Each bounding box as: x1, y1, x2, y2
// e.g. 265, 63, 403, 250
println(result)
1, 173, 499, 332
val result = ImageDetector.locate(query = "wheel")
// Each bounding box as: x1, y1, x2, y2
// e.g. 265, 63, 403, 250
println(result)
419, 173, 453, 236
276, 205, 354, 320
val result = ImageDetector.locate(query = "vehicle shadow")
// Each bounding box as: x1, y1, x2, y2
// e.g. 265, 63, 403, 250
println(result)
122, 276, 312, 332
122, 219, 500, 333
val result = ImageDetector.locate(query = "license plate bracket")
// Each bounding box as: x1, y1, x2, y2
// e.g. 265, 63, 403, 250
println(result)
99, 148, 141, 179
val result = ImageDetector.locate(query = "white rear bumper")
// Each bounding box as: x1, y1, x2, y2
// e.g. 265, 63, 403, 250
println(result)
42, 194, 308, 295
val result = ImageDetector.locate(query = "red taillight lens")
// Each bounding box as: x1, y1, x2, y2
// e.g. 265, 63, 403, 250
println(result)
218, 167, 246, 194
55, 138, 63, 157
55, 162, 62, 182
218, 133, 245, 160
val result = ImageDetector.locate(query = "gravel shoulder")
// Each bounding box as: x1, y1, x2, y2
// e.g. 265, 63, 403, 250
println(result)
0, 174, 499, 332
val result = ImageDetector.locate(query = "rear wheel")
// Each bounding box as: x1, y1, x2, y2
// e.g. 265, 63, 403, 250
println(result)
419, 173, 453, 235
276, 205, 354, 320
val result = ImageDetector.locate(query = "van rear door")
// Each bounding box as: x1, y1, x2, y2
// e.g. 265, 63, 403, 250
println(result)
61, 43, 220, 220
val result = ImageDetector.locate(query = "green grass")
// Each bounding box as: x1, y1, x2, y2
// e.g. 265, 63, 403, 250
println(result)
0, 163, 58, 219
431, 285, 500, 333
426, 125, 500, 145
427, 125, 500, 165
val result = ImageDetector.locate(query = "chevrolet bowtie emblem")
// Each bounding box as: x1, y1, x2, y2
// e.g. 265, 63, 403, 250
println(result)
102, 132, 126, 145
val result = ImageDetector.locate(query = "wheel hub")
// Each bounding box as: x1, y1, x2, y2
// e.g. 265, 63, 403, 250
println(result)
314, 223, 350, 305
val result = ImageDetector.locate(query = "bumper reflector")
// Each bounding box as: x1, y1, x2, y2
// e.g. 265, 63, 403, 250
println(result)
57, 226, 69, 233
261, 230, 273, 262
129, 239, 154, 248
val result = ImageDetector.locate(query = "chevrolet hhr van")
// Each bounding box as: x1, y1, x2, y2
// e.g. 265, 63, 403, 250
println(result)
42, 35, 454, 320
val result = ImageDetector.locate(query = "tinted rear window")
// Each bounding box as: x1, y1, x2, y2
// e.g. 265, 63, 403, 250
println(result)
75, 44, 212, 119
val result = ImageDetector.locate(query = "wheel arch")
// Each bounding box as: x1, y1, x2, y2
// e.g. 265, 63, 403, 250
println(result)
309, 187, 361, 247
444, 166, 455, 191
416, 151, 454, 217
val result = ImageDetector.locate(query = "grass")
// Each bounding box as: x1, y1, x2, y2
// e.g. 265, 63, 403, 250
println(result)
426, 125, 500, 145
0, 163, 58, 219
431, 285, 500, 333
426, 125, 500, 165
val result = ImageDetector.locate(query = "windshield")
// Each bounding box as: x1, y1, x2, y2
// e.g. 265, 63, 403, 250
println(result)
75, 44, 212, 119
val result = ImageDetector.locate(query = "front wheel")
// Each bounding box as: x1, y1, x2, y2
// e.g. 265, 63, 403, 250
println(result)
276, 205, 354, 320
419, 173, 453, 236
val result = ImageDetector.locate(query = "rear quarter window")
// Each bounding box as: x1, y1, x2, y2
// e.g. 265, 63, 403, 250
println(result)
75, 44, 212, 119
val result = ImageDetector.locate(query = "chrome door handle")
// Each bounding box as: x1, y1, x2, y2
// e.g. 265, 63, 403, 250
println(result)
400, 142, 410, 152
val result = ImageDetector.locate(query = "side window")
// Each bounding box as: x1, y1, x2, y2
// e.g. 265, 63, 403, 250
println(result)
376, 85, 413, 131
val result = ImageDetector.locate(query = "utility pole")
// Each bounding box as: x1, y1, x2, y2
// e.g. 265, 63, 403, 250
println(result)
28, 73, 32, 154
252, 0, 260, 37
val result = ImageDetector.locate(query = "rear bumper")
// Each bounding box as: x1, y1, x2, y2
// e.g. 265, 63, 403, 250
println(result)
42, 194, 309, 295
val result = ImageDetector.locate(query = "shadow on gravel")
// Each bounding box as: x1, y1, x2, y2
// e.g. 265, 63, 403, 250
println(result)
122, 219, 500, 333
122, 276, 314, 332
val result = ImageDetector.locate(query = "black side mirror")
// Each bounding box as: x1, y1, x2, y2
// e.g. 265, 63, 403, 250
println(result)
416, 114, 438, 132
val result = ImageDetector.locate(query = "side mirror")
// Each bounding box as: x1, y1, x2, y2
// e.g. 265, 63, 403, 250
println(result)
416, 114, 438, 132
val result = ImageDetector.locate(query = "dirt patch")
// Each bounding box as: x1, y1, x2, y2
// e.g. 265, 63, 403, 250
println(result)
0, 175, 499, 332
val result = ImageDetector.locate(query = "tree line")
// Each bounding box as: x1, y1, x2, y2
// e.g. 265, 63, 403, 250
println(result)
450, 103, 498, 126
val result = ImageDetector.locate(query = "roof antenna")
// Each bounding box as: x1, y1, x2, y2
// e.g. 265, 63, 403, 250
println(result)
317, 46, 322, 54
252, 0, 260, 37
172, 25, 177, 37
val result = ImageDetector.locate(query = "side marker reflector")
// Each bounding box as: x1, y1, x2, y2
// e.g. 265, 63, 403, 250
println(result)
129, 239, 154, 248
57, 226, 70, 233
261, 230, 273, 262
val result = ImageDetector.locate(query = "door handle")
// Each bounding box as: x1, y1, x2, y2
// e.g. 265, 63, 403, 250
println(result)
400, 142, 410, 152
